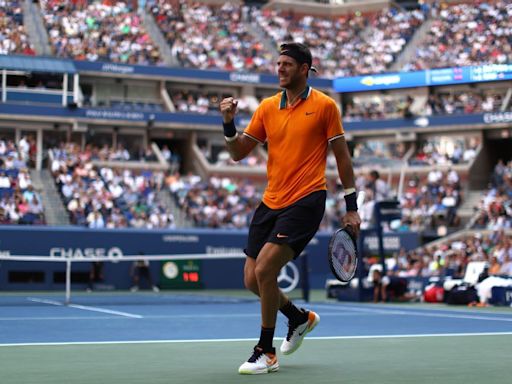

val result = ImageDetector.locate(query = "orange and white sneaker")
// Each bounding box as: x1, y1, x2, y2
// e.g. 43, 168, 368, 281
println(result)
280, 310, 320, 355
238, 346, 279, 375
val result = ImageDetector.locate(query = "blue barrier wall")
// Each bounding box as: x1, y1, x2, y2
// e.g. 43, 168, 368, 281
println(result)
2, 103, 510, 130
0, 226, 419, 290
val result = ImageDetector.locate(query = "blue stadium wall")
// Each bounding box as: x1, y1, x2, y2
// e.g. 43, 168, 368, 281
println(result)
0, 227, 418, 290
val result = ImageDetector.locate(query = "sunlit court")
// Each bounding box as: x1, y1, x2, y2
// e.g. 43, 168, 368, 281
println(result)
1, 0, 511, 383
1, 290, 512, 384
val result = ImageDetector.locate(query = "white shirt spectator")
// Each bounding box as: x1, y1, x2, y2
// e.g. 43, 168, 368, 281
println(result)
109, 183, 124, 199
447, 169, 459, 185
463, 147, 477, 162
0, 174, 11, 188
427, 169, 443, 184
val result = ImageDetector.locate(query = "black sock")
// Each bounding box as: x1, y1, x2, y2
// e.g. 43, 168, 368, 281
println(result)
257, 326, 275, 353
279, 300, 308, 324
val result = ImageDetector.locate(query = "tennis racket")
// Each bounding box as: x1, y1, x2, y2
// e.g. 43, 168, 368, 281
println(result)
328, 191, 365, 282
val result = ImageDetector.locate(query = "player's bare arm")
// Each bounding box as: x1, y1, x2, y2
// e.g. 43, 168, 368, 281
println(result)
219, 97, 258, 161
330, 136, 362, 237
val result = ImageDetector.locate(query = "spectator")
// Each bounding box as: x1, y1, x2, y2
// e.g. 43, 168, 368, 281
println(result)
0, 1, 35, 56
404, 1, 512, 71
41, 0, 162, 65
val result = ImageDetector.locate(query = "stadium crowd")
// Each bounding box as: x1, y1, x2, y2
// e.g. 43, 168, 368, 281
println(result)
344, 89, 508, 122
206, 147, 266, 167
404, 1, 512, 71
1, 0, 510, 78
0, 136, 44, 225
382, 230, 512, 282
150, 0, 274, 72
168, 173, 261, 229
0, 0, 35, 56
399, 167, 462, 231
169, 90, 257, 115
473, 159, 512, 231
408, 137, 479, 166
253, 5, 425, 78
40, 0, 162, 64
50, 142, 175, 229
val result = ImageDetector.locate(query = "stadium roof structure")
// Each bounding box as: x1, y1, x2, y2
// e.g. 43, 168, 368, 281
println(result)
0, 55, 76, 74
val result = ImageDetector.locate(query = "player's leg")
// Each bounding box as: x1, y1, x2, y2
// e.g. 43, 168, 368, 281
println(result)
244, 242, 312, 335
255, 242, 294, 331
239, 243, 291, 375
243, 257, 288, 306
272, 191, 325, 355
239, 203, 283, 375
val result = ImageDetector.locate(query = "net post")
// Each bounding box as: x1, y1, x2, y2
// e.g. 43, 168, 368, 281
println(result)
65, 259, 71, 305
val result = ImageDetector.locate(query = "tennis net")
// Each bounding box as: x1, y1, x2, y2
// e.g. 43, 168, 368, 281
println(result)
0, 252, 310, 306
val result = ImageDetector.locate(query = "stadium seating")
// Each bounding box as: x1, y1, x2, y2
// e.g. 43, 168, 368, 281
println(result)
473, 160, 512, 231
403, 1, 512, 71
50, 142, 174, 228
40, 0, 162, 64
2, 0, 508, 78
150, 0, 274, 72
344, 88, 508, 121
253, 6, 425, 78
0, 1, 35, 55
408, 137, 480, 166
0, 137, 44, 225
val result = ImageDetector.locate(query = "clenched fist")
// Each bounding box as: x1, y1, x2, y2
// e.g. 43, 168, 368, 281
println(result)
220, 97, 238, 123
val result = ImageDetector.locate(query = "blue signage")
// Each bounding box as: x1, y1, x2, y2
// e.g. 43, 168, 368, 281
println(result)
73, 60, 332, 89
333, 64, 512, 93
0, 226, 419, 290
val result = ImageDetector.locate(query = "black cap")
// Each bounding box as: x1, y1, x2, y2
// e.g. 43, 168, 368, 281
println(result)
279, 42, 317, 73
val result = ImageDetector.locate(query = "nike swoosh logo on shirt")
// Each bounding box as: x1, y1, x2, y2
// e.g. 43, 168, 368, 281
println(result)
276, 233, 288, 238
305, 112, 315, 116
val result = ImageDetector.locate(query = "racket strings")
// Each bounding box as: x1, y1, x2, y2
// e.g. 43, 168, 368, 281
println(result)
330, 232, 357, 281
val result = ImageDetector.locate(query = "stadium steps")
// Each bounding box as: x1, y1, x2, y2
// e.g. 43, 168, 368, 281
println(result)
30, 169, 71, 226
388, 14, 434, 72
246, 21, 279, 61
141, 8, 177, 67
23, 0, 52, 56
458, 190, 484, 224
156, 188, 193, 228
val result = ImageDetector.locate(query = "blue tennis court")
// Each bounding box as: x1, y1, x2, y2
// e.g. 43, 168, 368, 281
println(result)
1, 291, 511, 383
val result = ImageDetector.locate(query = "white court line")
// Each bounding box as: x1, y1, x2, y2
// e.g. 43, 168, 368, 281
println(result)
0, 316, 116, 321
27, 297, 143, 319
312, 304, 512, 322
323, 302, 512, 316
2, 332, 512, 348
27, 298, 64, 306
67, 304, 143, 319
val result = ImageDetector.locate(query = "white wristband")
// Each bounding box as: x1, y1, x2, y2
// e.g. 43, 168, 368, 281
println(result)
224, 133, 238, 142
343, 187, 356, 196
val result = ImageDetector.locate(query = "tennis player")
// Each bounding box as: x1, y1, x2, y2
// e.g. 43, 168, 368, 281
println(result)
220, 42, 361, 375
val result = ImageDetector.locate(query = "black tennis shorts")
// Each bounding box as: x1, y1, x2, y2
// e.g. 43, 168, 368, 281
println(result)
245, 190, 326, 259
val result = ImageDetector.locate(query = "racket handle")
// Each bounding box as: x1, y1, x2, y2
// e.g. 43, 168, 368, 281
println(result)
356, 191, 366, 208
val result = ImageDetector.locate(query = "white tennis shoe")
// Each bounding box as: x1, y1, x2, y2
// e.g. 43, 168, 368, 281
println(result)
280, 310, 320, 355
238, 346, 279, 375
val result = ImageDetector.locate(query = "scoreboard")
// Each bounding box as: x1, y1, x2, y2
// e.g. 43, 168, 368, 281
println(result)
160, 260, 202, 289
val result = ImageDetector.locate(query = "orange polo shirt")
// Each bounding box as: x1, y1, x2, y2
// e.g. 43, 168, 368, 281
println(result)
244, 86, 344, 209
